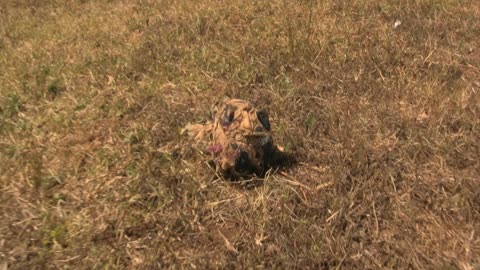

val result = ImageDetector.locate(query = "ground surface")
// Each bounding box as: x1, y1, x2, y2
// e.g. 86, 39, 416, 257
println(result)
1, 0, 479, 269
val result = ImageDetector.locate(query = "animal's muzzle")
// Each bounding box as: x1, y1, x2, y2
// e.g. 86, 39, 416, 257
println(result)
234, 151, 255, 174
234, 135, 275, 175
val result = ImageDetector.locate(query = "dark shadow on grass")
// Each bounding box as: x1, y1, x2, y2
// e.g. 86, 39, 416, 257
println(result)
228, 148, 298, 189
267, 148, 298, 171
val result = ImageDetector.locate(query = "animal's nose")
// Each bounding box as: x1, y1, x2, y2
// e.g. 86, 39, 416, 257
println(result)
234, 151, 254, 174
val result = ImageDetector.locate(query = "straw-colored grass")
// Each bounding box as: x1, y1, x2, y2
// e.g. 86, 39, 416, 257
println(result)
1, 0, 479, 269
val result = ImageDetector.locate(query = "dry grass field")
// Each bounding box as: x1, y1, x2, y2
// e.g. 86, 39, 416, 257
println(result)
1, 0, 479, 269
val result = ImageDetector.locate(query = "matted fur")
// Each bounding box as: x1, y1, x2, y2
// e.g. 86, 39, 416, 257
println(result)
183, 99, 275, 178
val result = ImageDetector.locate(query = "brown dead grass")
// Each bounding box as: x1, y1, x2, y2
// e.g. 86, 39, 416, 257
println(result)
1, 0, 479, 269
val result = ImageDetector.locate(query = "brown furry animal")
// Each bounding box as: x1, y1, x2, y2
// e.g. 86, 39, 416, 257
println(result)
183, 98, 277, 178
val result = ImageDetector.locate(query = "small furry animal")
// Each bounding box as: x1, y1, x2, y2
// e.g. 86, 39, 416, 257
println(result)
183, 98, 278, 178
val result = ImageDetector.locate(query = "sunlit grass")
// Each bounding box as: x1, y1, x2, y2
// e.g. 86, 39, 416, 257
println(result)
1, 0, 479, 269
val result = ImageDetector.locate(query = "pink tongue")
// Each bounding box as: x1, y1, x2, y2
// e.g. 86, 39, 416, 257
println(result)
207, 144, 223, 154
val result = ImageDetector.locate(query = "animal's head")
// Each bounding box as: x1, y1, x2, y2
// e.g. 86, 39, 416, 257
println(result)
209, 99, 276, 178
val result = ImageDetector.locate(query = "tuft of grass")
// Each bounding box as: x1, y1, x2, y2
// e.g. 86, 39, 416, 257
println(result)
1, 93, 24, 118
42, 224, 67, 248
47, 80, 65, 97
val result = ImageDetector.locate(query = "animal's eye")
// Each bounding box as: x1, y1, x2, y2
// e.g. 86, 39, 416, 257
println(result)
256, 110, 270, 131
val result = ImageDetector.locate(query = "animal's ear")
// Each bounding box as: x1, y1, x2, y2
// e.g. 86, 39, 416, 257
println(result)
256, 110, 271, 131
226, 106, 235, 122
222, 104, 236, 126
